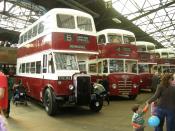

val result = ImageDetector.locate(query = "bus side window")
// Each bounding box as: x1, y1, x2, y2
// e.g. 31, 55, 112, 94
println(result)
103, 60, 108, 73
98, 62, 102, 73
88, 63, 97, 73
48, 54, 55, 73
43, 55, 47, 73
98, 35, 106, 44
36, 61, 41, 74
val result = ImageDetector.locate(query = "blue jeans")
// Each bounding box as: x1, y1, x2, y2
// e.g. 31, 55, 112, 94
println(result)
154, 107, 175, 131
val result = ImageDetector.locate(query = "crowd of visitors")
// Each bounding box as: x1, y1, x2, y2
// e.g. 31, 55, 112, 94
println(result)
0, 41, 18, 48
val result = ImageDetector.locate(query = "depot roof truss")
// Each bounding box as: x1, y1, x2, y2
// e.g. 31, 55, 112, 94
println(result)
0, 0, 46, 31
112, 0, 175, 48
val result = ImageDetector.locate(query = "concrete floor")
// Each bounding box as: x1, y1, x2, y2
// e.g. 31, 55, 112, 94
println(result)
7, 92, 156, 131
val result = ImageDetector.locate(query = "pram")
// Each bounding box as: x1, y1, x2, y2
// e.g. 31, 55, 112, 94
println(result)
13, 84, 27, 106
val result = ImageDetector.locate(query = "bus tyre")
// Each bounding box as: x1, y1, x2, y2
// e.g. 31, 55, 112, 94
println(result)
128, 95, 137, 100
89, 99, 103, 112
43, 88, 57, 116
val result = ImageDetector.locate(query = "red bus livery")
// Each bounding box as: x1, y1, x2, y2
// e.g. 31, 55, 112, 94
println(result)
151, 48, 175, 73
134, 41, 157, 91
88, 29, 140, 99
16, 8, 103, 115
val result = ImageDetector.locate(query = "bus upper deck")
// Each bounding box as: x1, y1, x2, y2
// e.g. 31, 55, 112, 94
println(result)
18, 8, 98, 58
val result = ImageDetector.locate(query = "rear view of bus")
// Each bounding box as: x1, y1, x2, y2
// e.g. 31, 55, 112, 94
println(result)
88, 29, 139, 99
16, 8, 102, 115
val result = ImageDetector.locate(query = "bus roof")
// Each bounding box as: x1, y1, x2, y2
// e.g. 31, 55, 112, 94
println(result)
20, 8, 94, 36
135, 41, 155, 47
153, 48, 174, 53
97, 29, 135, 37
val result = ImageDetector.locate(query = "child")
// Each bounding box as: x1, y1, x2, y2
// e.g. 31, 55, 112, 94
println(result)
131, 103, 148, 131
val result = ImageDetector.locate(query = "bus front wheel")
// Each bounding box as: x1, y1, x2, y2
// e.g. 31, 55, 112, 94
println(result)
89, 99, 103, 112
128, 95, 137, 100
43, 88, 57, 116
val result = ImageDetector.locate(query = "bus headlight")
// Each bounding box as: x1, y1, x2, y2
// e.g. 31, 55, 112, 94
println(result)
140, 79, 143, 83
133, 84, 138, 88
112, 84, 117, 89
69, 84, 74, 91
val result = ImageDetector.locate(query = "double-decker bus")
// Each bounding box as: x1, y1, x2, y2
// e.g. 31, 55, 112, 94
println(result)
151, 48, 175, 73
16, 8, 103, 115
134, 41, 157, 91
0, 47, 17, 74
87, 29, 140, 99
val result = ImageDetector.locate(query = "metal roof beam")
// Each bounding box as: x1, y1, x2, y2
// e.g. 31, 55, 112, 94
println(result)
8, 0, 46, 15
131, 1, 175, 21
149, 23, 175, 35
55, 0, 99, 18
0, 11, 30, 22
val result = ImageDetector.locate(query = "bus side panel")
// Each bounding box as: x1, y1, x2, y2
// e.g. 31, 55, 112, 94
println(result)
17, 36, 52, 58
28, 77, 43, 100
16, 76, 75, 101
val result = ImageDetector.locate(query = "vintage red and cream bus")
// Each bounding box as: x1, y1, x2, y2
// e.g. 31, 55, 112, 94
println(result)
87, 29, 140, 99
16, 8, 104, 115
151, 48, 175, 73
134, 41, 157, 91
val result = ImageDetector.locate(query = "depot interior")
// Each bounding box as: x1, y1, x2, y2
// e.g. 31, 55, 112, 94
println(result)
0, 0, 175, 131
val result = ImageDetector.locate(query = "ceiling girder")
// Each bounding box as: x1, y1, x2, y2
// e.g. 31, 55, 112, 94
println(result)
0, 11, 30, 22
131, 1, 175, 21
149, 23, 175, 35
55, 0, 99, 18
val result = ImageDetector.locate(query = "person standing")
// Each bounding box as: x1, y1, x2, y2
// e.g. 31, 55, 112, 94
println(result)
100, 75, 110, 105
0, 71, 8, 131
6, 70, 14, 118
0, 71, 8, 113
151, 72, 160, 92
147, 74, 175, 131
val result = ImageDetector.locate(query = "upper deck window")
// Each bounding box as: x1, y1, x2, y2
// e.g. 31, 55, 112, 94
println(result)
38, 22, 44, 34
137, 45, 146, 51
169, 53, 175, 58
57, 14, 75, 29
54, 53, 78, 70
28, 29, 32, 40
77, 16, 92, 31
32, 25, 38, 37
161, 52, 168, 58
108, 34, 122, 44
147, 46, 155, 51
123, 35, 135, 44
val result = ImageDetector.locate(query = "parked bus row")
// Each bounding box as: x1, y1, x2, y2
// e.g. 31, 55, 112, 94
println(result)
1, 8, 175, 116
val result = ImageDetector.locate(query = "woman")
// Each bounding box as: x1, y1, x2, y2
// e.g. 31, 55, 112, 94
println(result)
147, 73, 175, 131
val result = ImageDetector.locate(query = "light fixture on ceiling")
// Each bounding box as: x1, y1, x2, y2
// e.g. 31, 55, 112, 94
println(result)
103, 0, 112, 8
112, 18, 121, 23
